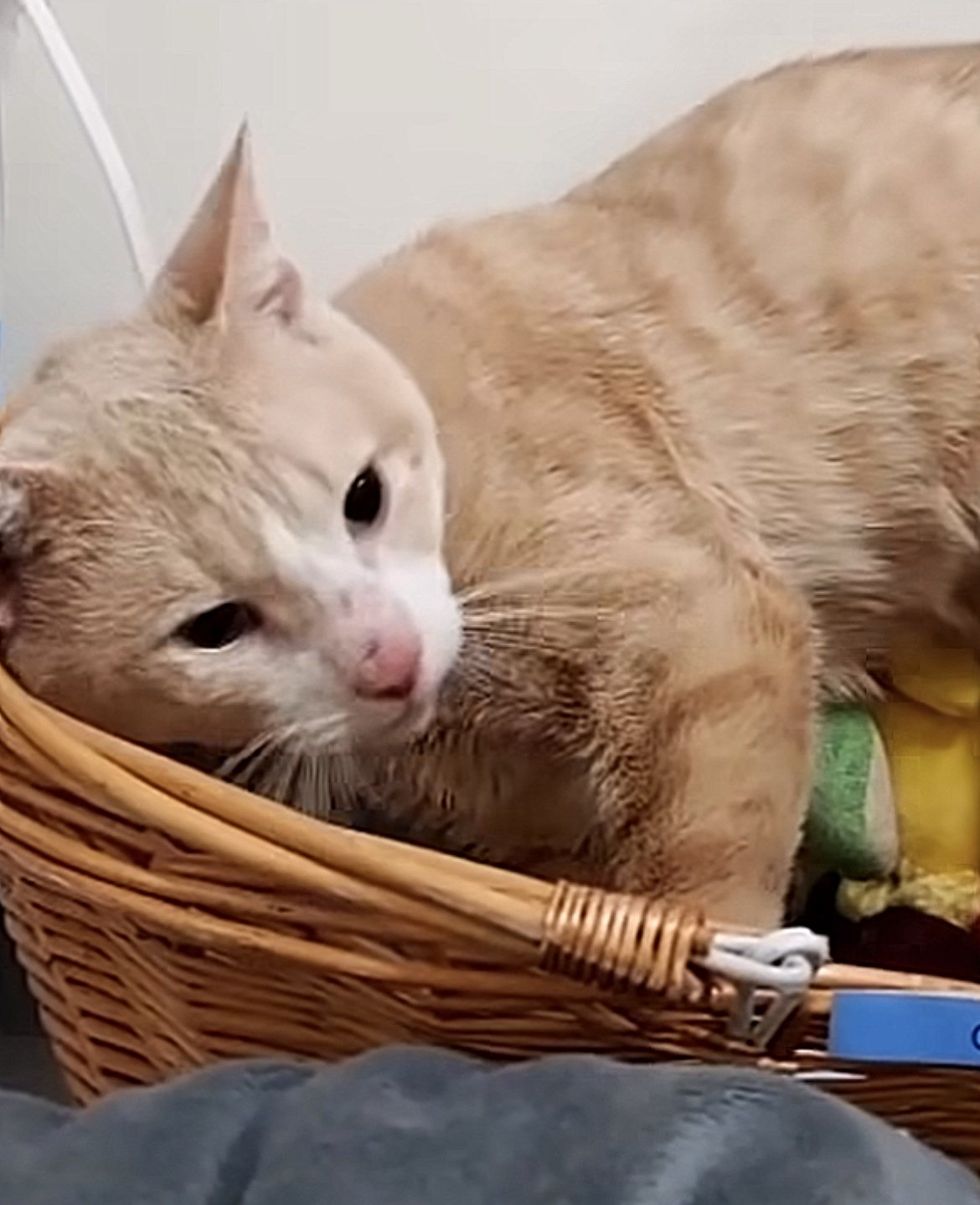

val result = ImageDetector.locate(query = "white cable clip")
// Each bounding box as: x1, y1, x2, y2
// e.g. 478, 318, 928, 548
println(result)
699, 927, 829, 1049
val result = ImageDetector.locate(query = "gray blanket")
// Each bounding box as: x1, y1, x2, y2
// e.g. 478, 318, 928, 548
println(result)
0, 1048, 976, 1204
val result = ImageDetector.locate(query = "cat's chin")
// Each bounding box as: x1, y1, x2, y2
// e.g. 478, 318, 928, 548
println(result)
351, 696, 437, 752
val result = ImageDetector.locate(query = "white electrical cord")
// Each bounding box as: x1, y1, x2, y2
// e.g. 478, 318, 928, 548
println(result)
0, 0, 154, 289
0, 0, 18, 329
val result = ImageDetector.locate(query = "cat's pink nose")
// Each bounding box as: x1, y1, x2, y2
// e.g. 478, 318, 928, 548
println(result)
351, 632, 421, 702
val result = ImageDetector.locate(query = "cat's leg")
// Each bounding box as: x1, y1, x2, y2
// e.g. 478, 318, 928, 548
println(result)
582, 549, 816, 930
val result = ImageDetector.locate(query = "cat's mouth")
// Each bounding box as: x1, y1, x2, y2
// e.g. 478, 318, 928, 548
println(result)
350, 694, 436, 749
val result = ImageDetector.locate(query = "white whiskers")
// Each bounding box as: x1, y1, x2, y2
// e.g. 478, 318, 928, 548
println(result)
217, 715, 362, 819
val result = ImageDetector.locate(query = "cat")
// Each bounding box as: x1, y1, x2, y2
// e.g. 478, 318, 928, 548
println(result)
5, 45, 980, 928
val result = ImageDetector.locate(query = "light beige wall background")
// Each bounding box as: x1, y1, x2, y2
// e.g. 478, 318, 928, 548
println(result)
3, 0, 980, 387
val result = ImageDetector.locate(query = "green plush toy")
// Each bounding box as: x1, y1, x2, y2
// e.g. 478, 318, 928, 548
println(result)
806, 704, 899, 882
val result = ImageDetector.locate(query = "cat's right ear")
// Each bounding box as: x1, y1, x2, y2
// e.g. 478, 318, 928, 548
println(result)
0, 465, 49, 633
147, 124, 305, 331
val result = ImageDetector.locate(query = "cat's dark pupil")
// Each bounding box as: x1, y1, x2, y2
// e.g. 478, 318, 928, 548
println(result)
178, 602, 259, 649
344, 466, 383, 527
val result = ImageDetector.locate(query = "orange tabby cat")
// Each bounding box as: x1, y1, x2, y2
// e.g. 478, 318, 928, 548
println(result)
3, 46, 979, 926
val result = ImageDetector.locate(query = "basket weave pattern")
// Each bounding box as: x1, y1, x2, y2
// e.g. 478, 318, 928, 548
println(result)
0, 665, 978, 1170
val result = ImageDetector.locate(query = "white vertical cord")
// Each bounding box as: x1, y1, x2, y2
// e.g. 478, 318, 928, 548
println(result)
0, 0, 20, 391
10, 0, 154, 288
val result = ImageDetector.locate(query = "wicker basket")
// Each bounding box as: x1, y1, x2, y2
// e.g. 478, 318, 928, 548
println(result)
0, 663, 978, 1171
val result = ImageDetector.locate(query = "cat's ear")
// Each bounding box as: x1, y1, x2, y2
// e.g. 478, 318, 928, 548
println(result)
0, 464, 50, 632
148, 124, 304, 329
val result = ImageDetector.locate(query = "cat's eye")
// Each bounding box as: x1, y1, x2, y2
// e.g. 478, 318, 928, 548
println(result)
344, 464, 385, 531
174, 602, 261, 650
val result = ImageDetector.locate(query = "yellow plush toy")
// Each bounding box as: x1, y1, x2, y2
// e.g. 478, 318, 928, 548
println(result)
839, 639, 980, 929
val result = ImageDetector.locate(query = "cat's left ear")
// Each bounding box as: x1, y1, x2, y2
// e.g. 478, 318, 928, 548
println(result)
148, 123, 305, 330
0, 462, 62, 634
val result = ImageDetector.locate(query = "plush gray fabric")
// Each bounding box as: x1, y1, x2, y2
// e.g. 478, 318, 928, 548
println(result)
0, 1048, 976, 1204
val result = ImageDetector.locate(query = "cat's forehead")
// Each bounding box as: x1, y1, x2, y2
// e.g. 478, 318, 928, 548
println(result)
8, 319, 244, 464
34, 318, 201, 398
9, 303, 438, 538
15, 332, 321, 547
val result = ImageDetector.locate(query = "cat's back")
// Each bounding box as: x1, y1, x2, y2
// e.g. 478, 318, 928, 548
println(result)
339, 45, 980, 547
343, 44, 980, 418
575, 45, 980, 323
337, 45, 980, 669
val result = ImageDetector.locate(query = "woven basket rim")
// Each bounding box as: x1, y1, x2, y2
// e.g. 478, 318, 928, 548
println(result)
0, 657, 976, 1008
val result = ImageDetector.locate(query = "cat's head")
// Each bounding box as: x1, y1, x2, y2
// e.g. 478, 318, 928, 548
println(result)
0, 129, 460, 752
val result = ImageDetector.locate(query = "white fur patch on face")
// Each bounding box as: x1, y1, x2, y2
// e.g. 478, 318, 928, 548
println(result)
378, 552, 462, 696
261, 509, 354, 597
260, 508, 460, 703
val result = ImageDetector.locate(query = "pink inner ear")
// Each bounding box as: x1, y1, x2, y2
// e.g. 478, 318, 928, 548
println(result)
148, 125, 307, 330
255, 258, 303, 324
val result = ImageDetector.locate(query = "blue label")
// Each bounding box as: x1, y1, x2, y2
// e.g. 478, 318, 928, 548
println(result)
830, 992, 980, 1068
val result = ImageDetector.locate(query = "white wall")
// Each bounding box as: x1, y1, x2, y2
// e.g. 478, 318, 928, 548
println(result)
4, 0, 980, 387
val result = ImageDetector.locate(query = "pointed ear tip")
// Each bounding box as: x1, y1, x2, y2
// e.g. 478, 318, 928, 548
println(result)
220, 121, 254, 179
234, 120, 254, 160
